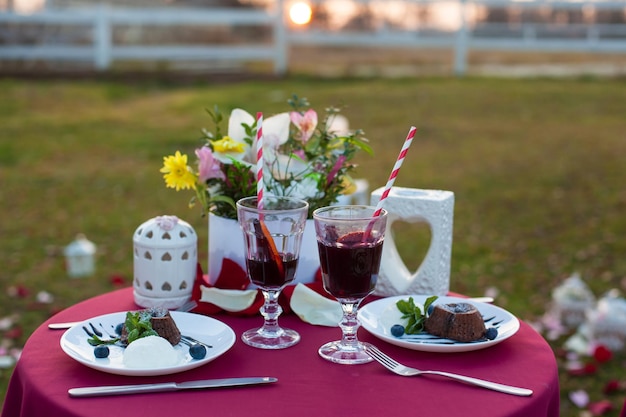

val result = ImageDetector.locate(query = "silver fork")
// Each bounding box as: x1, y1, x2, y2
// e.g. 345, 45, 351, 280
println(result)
364, 344, 533, 397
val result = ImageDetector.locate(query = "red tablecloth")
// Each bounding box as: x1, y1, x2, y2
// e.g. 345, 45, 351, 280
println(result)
2, 287, 559, 417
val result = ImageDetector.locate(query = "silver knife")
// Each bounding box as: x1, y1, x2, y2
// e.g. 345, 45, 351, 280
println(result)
68, 377, 277, 397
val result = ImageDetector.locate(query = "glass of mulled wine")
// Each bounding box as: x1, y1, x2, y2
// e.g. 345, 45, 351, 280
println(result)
236, 196, 309, 349
313, 205, 387, 364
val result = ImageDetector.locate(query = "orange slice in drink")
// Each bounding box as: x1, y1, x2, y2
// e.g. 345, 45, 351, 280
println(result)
253, 219, 284, 278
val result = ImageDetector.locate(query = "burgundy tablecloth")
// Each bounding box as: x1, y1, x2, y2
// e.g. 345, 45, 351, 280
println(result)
2, 288, 559, 417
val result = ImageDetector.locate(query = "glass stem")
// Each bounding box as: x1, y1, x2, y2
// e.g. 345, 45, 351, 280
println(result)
260, 288, 283, 336
339, 299, 362, 348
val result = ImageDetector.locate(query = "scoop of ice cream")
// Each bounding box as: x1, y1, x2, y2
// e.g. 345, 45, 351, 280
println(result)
123, 335, 183, 368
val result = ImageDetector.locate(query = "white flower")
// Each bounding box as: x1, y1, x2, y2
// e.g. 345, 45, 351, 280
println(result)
268, 153, 309, 181
215, 109, 290, 166
284, 175, 322, 200
326, 114, 350, 136
262, 112, 291, 149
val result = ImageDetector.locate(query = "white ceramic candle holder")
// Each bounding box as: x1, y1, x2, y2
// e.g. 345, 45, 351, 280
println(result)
64, 234, 96, 278
370, 187, 455, 297
133, 215, 197, 309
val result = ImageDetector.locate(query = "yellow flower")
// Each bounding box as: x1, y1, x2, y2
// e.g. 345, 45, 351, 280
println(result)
212, 136, 245, 153
160, 151, 197, 191
341, 175, 357, 195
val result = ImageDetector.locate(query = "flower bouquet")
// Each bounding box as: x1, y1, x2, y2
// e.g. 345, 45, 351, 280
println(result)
160, 95, 371, 219
160, 95, 372, 314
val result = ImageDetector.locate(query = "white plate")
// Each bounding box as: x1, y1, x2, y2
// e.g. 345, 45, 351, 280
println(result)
358, 295, 520, 353
60, 311, 236, 376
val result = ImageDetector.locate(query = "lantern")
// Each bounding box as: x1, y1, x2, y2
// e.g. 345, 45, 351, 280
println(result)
133, 215, 197, 309
64, 234, 96, 278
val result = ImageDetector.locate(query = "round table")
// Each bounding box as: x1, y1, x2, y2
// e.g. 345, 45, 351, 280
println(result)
2, 287, 560, 417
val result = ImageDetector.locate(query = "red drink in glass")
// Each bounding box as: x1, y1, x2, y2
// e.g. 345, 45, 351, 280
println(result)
317, 232, 383, 299
246, 255, 298, 288
237, 196, 309, 350
313, 205, 387, 364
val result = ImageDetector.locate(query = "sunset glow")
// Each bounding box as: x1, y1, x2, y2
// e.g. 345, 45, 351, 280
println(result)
289, 1, 313, 26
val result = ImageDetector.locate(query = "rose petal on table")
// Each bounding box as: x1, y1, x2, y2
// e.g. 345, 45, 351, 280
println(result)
199, 286, 258, 312
290, 283, 341, 327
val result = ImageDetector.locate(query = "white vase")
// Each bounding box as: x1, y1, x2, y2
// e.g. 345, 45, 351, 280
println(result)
370, 187, 455, 297
207, 213, 319, 287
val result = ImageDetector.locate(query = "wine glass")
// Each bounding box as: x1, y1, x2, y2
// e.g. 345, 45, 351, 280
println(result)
236, 196, 309, 349
313, 205, 387, 364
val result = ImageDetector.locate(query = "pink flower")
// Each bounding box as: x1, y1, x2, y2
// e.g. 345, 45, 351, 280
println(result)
290, 109, 317, 143
326, 155, 346, 186
196, 146, 225, 182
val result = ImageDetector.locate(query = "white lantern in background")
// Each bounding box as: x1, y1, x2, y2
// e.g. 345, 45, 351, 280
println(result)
133, 215, 197, 309
64, 234, 96, 278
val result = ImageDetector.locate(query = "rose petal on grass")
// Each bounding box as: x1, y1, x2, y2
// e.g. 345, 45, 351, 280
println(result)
603, 380, 621, 395
10, 347, 22, 360
588, 400, 613, 416
568, 362, 597, 376
7, 285, 29, 298
110, 274, 126, 286
36, 291, 54, 304
0, 317, 14, 331
4, 327, 22, 340
0, 356, 15, 369
569, 389, 590, 408
592, 345, 612, 363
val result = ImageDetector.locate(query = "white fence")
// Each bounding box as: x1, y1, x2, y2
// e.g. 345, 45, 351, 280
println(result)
0, 4, 288, 72
1, 0, 626, 76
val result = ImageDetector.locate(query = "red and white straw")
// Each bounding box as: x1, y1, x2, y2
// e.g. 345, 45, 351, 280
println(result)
255, 112, 264, 210
373, 126, 417, 217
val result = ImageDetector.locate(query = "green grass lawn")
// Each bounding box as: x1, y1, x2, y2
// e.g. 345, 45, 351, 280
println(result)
1, 76, 625, 415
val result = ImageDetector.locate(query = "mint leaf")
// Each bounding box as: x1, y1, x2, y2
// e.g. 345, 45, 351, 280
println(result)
395, 296, 439, 335
123, 311, 159, 345
396, 297, 416, 317
423, 296, 438, 315
87, 334, 120, 346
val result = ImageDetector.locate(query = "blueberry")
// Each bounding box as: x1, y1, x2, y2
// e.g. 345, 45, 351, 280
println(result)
94, 345, 110, 358
390, 324, 405, 338
427, 304, 435, 316
485, 328, 498, 340
189, 344, 207, 360
114, 323, 124, 336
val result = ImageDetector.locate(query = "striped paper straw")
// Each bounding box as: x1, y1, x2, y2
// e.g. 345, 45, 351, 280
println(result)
255, 112, 264, 210
373, 126, 417, 217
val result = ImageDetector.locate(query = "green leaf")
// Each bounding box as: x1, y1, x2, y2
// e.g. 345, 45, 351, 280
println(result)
122, 310, 159, 345
396, 297, 416, 315
87, 334, 120, 346
395, 296, 439, 335
127, 328, 140, 344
